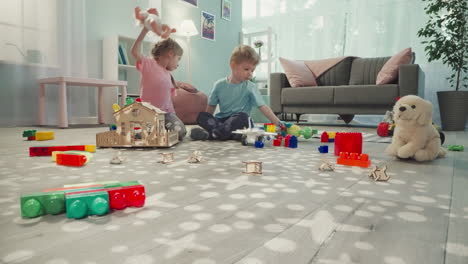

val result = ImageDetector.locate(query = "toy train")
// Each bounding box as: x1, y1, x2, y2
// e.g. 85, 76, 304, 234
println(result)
20, 181, 145, 219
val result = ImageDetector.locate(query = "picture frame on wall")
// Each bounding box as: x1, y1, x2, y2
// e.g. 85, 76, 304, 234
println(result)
181, 0, 197, 7
201, 11, 215, 41
221, 0, 232, 21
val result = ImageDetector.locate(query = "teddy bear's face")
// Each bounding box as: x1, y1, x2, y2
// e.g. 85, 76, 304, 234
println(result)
393, 95, 432, 126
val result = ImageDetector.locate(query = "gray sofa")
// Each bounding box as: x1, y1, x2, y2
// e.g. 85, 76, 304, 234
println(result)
270, 56, 425, 123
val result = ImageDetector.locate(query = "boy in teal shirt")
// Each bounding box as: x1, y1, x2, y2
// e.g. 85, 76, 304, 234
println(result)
191, 45, 282, 140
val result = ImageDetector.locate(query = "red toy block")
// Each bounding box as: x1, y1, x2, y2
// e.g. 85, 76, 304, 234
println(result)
27, 136, 36, 141
377, 122, 390, 137
284, 135, 291, 147
321, 132, 329, 143
56, 153, 87, 167
336, 152, 370, 168
107, 185, 146, 210
29, 145, 95, 156
334, 132, 362, 156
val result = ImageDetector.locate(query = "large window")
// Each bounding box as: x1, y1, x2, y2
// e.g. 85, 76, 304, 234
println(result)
0, 0, 58, 65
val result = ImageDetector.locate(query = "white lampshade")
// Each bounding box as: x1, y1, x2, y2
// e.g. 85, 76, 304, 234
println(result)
180, 20, 198, 37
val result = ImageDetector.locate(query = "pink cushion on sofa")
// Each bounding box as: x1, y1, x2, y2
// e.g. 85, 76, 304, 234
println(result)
376, 48, 413, 85
279, 57, 317, 87
172, 88, 208, 124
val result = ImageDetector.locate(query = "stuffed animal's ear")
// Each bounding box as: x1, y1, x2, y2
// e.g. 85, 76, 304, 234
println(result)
416, 100, 432, 125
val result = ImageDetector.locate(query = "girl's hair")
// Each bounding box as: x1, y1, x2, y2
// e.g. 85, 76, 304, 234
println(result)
151, 38, 183, 58
230, 45, 260, 65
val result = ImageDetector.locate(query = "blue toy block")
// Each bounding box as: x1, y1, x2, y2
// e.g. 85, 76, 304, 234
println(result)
318, 145, 328, 153
255, 141, 264, 148
288, 136, 298, 148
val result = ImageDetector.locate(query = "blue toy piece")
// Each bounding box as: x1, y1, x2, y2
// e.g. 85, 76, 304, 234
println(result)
318, 145, 328, 153
255, 141, 264, 148
288, 136, 298, 148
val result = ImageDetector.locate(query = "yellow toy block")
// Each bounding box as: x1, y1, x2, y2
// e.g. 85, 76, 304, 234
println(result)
35, 131, 54, 141
85, 145, 96, 153
328, 132, 336, 139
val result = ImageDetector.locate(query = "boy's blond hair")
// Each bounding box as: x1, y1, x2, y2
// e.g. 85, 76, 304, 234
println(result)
230, 45, 260, 65
151, 38, 183, 59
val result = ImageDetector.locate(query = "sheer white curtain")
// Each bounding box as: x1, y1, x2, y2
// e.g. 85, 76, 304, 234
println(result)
0, 0, 88, 125
243, 0, 451, 125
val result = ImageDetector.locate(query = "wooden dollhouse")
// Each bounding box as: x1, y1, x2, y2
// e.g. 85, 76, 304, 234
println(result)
96, 102, 179, 147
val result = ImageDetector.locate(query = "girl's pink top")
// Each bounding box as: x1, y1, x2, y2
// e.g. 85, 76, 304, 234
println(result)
136, 56, 175, 113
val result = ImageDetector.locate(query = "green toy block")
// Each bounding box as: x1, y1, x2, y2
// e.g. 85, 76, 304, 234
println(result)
125, 97, 135, 106
66, 190, 109, 219
448, 145, 464, 151
22, 130, 36, 138
20, 191, 65, 218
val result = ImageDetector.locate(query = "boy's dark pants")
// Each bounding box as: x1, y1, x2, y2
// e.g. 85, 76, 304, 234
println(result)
196, 112, 250, 140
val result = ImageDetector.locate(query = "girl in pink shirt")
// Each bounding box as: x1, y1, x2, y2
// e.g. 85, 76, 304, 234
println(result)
131, 27, 187, 140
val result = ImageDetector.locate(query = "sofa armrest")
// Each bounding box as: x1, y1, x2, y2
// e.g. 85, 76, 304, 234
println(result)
398, 64, 424, 97
270, 72, 290, 113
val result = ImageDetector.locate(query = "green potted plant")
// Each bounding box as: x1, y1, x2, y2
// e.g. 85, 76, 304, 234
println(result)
417, 0, 468, 131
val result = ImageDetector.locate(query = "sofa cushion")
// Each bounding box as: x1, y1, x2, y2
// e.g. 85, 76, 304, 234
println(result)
334, 84, 399, 105
279, 57, 317, 87
349, 57, 391, 85
316, 57, 355, 86
376, 48, 413, 85
281, 87, 334, 105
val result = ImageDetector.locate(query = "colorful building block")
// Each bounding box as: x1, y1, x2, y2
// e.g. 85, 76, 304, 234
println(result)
35, 131, 55, 141
284, 135, 291, 147
318, 145, 328, 153
255, 141, 264, 148
66, 190, 110, 219
29, 145, 96, 156
51, 150, 93, 163
288, 135, 298, 148
56, 153, 88, 167
377, 122, 390, 137
107, 185, 146, 210
20, 191, 65, 218
336, 152, 371, 168
448, 145, 464, 151
321, 132, 329, 143
263, 123, 276, 133
334, 132, 363, 156
22, 130, 37, 139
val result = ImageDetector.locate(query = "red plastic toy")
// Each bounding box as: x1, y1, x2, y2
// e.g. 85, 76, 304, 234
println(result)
107, 185, 146, 210
284, 135, 291, 147
273, 135, 282, 146
29, 145, 95, 156
321, 132, 329, 143
377, 122, 390, 137
56, 153, 87, 167
334, 132, 362, 156
336, 152, 370, 168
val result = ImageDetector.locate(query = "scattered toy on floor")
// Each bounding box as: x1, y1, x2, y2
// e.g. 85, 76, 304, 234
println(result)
448, 145, 464, 151
319, 158, 335, 171
369, 165, 390, 181
110, 151, 124, 165
22, 130, 54, 141
337, 152, 371, 168
187, 151, 203, 163
96, 101, 179, 148
21, 181, 145, 219
385, 95, 446, 161
318, 145, 328, 153
159, 152, 174, 164
30, 145, 96, 157
243, 161, 262, 174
